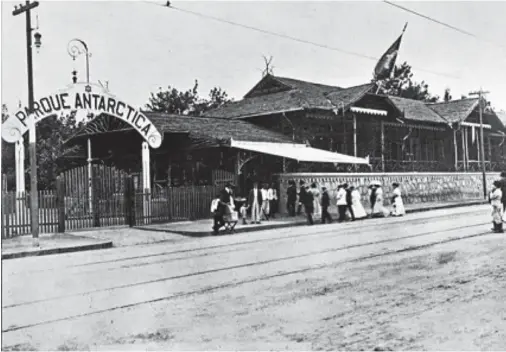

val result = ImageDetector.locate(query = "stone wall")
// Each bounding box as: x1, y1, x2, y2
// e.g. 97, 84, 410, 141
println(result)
276, 172, 499, 214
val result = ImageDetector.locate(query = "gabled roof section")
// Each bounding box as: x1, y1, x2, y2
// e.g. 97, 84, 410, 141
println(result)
427, 98, 479, 124
243, 75, 294, 98
386, 96, 449, 124
204, 76, 371, 119
326, 83, 375, 110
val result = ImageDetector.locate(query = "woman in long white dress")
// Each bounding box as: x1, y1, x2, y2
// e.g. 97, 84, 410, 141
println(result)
371, 183, 389, 217
310, 183, 321, 218
391, 182, 405, 216
350, 186, 367, 219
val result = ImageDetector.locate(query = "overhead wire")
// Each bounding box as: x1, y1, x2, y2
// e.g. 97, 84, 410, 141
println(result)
141, 0, 461, 80
383, 0, 506, 51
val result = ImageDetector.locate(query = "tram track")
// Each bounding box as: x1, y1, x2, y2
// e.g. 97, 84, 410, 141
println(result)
2, 221, 488, 310
10, 207, 487, 276
2, 225, 494, 334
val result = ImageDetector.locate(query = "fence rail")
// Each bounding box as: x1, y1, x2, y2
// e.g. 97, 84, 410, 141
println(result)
1, 183, 222, 238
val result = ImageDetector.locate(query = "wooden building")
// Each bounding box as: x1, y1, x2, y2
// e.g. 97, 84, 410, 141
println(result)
204, 74, 506, 173
64, 74, 506, 195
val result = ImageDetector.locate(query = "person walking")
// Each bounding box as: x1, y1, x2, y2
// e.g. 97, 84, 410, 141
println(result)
336, 183, 348, 222
390, 182, 405, 217
287, 180, 297, 217
350, 185, 367, 219
371, 182, 389, 218
368, 184, 377, 217
297, 180, 307, 215
500, 172, 506, 211
303, 184, 315, 225
248, 181, 263, 224
267, 183, 277, 219
344, 183, 355, 221
261, 183, 270, 220
310, 183, 321, 219
321, 186, 332, 224
490, 180, 504, 233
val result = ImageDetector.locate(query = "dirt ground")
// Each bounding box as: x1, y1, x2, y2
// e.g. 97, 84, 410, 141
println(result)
5, 230, 504, 351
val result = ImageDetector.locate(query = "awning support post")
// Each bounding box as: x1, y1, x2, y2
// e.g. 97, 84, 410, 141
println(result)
87, 138, 93, 214
15, 139, 26, 216
453, 129, 458, 171
353, 113, 357, 171
380, 120, 385, 172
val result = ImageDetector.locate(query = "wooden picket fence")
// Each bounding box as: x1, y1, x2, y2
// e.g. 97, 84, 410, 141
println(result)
1, 173, 222, 238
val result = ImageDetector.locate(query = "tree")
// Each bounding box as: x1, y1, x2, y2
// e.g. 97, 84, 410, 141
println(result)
374, 62, 440, 102
145, 80, 231, 116
1, 105, 15, 190
35, 112, 85, 189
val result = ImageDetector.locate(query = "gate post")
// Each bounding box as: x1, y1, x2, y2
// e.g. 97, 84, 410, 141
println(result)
124, 174, 135, 227
56, 176, 65, 233
92, 165, 100, 227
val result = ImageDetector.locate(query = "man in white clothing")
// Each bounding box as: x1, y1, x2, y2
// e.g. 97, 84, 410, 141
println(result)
261, 183, 270, 220
248, 181, 263, 224
336, 184, 348, 222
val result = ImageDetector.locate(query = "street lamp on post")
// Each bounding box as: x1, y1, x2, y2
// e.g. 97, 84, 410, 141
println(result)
13, 0, 40, 246
68, 38, 94, 214
67, 38, 91, 86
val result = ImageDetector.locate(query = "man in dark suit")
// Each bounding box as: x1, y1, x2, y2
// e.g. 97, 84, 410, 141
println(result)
500, 172, 506, 211
344, 183, 355, 221
297, 180, 307, 215
248, 181, 263, 224
321, 186, 332, 224
287, 180, 297, 217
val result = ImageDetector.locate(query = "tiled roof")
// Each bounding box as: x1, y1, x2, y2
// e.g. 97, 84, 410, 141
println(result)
427, 98, 479, 124
203, 75, 373, 119
387, 96, 449, 124
144, 112, 294, 145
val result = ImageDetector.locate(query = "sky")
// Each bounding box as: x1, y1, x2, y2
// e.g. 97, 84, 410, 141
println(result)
1, 0, 506, 118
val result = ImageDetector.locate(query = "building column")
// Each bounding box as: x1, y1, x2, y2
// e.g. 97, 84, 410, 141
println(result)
487, 135, 492, 162
142, 141, 151, 224
87, 138, 93, 214
353, 114, 357, 157
460, 129, 466, 171
453, 130, 458, 171
380, 121, 385, 172
464, 127, 469, 170
15, 139, 25, 216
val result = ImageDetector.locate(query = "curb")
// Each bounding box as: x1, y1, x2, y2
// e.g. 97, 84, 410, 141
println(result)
1, 240, 113, 260
138, 200, 488, 237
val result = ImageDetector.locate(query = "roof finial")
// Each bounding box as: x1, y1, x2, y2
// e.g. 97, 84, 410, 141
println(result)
402, 22, 408, 34
262, 55, 274, 77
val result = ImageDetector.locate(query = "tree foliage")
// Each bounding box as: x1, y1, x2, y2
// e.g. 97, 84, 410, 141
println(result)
1, 105, 85, 190
145, 80, 231, 116
375, 62, 440, 102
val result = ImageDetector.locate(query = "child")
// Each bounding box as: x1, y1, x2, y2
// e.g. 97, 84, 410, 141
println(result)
240, 203, 249, 225
489, 180, 503, 233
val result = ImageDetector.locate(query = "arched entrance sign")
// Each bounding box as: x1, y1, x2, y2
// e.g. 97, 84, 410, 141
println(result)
1, 82, 163, 148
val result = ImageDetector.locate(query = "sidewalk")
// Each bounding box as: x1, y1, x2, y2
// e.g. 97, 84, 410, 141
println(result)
2, 198, 487, 260
137, 198, 488, 237
1, 233, 113, 260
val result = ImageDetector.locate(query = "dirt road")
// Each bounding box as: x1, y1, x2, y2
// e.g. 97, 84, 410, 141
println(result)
2, 204, 505, 351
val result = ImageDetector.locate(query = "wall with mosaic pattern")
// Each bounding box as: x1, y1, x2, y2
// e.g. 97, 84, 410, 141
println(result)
276, 172, 499, 214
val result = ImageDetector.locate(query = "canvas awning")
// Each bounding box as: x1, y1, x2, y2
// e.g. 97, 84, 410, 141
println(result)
230, 139, 370, 164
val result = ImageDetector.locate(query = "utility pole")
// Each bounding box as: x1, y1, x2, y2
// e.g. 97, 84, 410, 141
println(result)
469, 88, 490, 199
13, 1, 40, 245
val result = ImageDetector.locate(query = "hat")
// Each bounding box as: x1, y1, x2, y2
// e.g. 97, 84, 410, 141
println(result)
300, 180, 306, 185
494, 180, 502, 187
392, 182, 399, 187
370, 180, 382, 186
501, 172, 506, 178
225, 182, 235, 188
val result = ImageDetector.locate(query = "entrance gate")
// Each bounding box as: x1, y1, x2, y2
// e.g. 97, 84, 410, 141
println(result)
61, 164, 129, 230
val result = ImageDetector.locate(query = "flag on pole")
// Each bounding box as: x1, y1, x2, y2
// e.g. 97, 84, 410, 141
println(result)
373, 23, 408, 80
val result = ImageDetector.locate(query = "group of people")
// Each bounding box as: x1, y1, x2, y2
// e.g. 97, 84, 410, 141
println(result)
287, 180, 406, 225
489, 171, 506, 233
240, 181, 278, 225
211, 181, 280, 234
